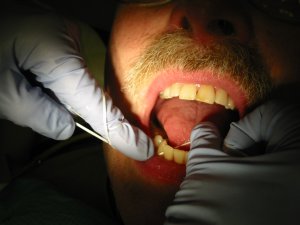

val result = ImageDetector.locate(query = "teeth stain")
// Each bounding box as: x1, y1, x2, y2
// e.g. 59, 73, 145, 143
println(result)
160, 83, 235, 110
152, 83, 237, 165
154, 135, 188, 165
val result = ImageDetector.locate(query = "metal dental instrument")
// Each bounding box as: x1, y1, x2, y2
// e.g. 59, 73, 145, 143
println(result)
174, 141, 191, 149
75, 122, 108, 143
65, 104, 109, 143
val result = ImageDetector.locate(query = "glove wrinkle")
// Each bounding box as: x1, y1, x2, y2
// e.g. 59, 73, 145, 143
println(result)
0, 10, 154, 160
166, 116, 300, 225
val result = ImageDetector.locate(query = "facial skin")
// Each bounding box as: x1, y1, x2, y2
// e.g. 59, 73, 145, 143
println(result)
103, 1, 300, 225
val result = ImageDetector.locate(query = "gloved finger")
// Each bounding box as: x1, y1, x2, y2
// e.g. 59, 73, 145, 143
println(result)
188, 122, 227, 162
49, 72, 154, 160
57, 73, 154, 161
30, 50, 153, 161
103, 117, 154, 161
190, 122, 222, 150
0, 72, 75, 140
223, 108, 262, 156
89, 93, 154, 161
35, 49, 154, 160
224, 98, 300, 155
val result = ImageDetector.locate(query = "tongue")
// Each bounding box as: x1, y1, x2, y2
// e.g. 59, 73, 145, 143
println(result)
154, 98, 238, 147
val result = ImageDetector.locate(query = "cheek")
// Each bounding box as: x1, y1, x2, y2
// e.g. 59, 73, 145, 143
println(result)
103, 144, 179, 225
103, 144, 140, 186
253, 17, 300, 85
109, 6, 171, 86
261, 38, 300, 85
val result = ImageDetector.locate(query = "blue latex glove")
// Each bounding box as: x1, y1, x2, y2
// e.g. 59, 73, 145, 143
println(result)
165, 95, 300, 224
0, 9, 153, 161
224, 97, 300, 156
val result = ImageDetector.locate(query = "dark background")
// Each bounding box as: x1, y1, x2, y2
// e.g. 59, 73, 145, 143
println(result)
9, 0, 118, 31
37, 0, 118, 31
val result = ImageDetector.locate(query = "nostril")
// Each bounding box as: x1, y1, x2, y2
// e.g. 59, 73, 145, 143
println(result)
208, 19, 236, 36
181, 16, 191, 31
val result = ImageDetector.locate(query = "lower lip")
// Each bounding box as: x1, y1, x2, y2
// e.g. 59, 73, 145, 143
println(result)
135, 154, 186, 185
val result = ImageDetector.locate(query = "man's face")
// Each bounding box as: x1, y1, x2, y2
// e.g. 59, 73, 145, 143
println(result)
104, 1, 300, 224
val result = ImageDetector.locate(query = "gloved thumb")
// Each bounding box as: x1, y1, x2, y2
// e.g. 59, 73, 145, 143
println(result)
188, 122, 226, 163
0, 75, 75, 140
190, 122, 222, 151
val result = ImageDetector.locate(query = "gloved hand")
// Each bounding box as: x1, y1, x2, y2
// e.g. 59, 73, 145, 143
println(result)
0, 9, 153, 161
165, 93, 300, 225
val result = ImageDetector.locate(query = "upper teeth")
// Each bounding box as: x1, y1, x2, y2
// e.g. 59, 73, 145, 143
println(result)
160, 83, 235, 110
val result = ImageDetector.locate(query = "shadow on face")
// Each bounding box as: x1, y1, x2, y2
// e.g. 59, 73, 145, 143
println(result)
103, 144, 180, 225
104, 1, 300, 225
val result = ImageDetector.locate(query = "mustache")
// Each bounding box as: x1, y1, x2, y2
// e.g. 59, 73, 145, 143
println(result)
123, 30, 273, 106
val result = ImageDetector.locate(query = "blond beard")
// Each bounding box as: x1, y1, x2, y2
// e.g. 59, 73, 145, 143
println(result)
123, 30, 272, 109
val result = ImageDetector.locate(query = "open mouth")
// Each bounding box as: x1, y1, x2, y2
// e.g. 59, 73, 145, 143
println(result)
152, 82, 239, 165
136, 70, 247, 184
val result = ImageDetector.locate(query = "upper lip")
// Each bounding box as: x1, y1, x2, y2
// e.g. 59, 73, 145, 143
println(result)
140, 69, 248, 133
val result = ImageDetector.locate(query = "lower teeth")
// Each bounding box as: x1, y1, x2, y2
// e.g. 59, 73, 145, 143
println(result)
153, 135, 188, 165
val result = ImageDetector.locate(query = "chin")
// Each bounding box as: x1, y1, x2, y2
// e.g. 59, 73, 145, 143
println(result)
103, 143, 180, 225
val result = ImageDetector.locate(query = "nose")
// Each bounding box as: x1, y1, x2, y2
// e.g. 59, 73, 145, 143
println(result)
168, 0, 252, 44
